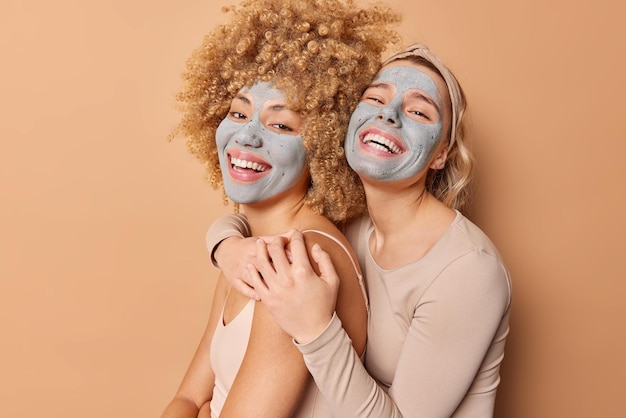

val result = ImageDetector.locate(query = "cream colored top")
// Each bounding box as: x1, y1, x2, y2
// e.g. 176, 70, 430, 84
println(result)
210, 299, 254, 417
207, 212, 512, 417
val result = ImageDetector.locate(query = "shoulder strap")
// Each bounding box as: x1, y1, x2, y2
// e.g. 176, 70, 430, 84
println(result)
301, 229, 368, 312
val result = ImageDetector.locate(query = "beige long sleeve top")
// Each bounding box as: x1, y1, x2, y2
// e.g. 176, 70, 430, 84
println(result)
206, 211, 512, 417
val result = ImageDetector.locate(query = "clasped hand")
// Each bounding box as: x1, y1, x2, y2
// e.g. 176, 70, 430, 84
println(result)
246, 230, 339, 345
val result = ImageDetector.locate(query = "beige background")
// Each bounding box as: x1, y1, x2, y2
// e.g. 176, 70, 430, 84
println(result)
1, 0, 624, 417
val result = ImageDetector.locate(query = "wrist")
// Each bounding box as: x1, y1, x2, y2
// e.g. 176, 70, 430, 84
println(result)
293, 314, 334, 345
212, 236, 242, 268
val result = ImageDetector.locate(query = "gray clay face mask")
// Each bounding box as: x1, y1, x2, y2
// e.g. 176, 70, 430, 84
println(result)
345, 66, 444, 182
215, 82, 307, 204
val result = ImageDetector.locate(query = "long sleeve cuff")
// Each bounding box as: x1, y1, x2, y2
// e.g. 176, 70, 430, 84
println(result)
205, 214, 250, 267
294, 313, 343, 353
294, 313, 402, 417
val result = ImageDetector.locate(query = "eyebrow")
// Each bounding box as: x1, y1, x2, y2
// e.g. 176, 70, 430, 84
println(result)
367, 82, 393, 91
234, 94, 252, 105
407, 91, 440, 111
267, 104, 288, 112
368, 83, 440, 112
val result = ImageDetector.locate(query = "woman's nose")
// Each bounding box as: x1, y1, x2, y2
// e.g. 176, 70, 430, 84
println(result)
234, 121, 263, 148
376, 106, 401, 127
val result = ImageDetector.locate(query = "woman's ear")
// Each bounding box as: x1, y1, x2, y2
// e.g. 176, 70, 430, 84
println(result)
429, 146, 449, 170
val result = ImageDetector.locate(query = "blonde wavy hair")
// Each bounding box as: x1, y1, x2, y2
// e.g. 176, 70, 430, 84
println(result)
383, 44, 475, 212
173, 0, 399, 223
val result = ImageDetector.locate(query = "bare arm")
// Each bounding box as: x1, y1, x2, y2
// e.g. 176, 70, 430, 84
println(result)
219, 300, 311, 417
219, 230, 367, 416
250, 230, 367, 353
161, 276, 229, 418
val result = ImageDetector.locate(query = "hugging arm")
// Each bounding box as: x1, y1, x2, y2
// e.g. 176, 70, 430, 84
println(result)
206, 214, 261, 300
252, 232, 511, 417
248, 232, 386, 416
251, 230, 367, 355
221, 227, 368, 417
296, 253, 510, 417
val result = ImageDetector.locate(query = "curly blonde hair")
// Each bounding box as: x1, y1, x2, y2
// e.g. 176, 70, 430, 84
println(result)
174, 0, 399, 223
383, 44, 475, 212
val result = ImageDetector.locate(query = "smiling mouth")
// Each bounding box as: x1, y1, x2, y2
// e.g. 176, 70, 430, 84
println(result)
229, 155, 270, 172
362, 132, 403, 154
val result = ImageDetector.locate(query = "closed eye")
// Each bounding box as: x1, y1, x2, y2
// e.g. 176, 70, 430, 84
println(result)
408, 109, 427, 118
405, 91, 439, 123
364, 96, 385, 105
361, 83, 391, 106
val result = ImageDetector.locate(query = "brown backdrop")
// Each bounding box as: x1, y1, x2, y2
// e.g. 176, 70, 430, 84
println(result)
1, 1, 624, 417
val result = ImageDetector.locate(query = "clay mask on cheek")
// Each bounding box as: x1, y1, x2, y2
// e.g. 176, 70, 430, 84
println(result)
216, 82, 307, 204
345, 66, 444, 182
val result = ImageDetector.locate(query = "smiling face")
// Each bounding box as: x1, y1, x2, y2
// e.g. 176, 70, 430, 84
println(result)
215, 82, 307, 204
345, 62, 450, 182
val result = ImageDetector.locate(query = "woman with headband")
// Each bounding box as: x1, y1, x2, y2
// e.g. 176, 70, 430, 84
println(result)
210, 44, 512, 417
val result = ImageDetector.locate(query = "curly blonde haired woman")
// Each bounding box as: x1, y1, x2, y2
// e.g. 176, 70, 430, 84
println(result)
161, 0, 399, 417
210, 44, 512, 417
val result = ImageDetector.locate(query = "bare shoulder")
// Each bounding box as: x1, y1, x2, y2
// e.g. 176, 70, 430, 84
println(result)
299, 217, 359, 272
299, 217, 367, 355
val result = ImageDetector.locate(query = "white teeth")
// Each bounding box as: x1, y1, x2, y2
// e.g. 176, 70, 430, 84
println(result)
362, 133, 401, 154
231, 157, 267, 172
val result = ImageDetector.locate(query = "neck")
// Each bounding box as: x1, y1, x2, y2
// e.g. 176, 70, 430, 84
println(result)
237, 171, 313, 235
241, 194, 311, 236
362, 178, 457, 269
362, 177, 429, 237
